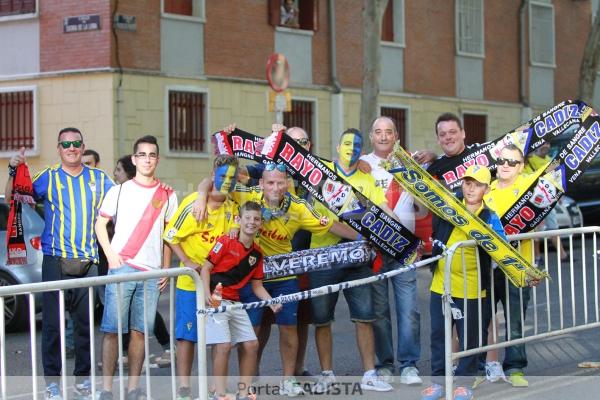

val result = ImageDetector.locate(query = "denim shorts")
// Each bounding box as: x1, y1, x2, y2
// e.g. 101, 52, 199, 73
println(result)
100, 264, 160, 334
239, 279, 299, 326
175, 288, 199, 342
309, 262, 375, 325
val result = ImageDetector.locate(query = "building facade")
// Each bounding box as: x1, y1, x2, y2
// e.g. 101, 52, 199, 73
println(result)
0, 0, 598, 192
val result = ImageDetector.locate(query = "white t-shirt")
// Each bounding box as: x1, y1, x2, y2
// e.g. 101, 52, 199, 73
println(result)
360, 152, 415, 233
99, 179, 178, 270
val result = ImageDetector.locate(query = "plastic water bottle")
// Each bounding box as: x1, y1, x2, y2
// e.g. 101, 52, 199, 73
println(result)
211, 282, 223, 307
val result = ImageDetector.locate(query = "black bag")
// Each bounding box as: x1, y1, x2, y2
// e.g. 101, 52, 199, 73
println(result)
59, 257, 92, 277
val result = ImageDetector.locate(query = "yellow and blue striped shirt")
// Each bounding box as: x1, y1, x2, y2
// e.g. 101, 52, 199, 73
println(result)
32, 164, 114, 262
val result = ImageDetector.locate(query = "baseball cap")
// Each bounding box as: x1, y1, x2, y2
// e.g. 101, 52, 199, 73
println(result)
463, 165, 491, 185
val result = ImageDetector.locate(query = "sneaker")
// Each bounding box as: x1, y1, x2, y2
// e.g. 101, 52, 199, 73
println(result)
485, 361, 506, 383
376, 367, 394, 383
126, 388, 147, 400
154, 349, 172, 368
280, 378, 305, 397
508, 371, 529, 387
452, 386, 473, 400
73, 380, 91, 399
400, 366, 423, 385
177, 387, 192, 400
360, 370, 393, 392
312, 371, 336, 394
96, 391, 113, 400
421, 383, 443, 400
45, 383, 63, 400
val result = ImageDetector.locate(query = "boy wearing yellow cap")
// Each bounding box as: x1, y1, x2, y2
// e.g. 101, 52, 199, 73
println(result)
422, 165, 507, 400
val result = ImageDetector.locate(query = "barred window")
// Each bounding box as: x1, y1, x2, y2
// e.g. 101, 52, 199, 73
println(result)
0, 0, 36, 17
463, 113, 487, 145
380, 106, 407, 148
283, 99, 314, 143
530, 2, 555, 66
168, 90, 207, 153
0, 89, 35, 152
456, 0, 484, 56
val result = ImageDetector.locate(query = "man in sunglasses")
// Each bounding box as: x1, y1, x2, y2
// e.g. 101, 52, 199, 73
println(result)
481, 144, 535, 388
6, 127, 114, 400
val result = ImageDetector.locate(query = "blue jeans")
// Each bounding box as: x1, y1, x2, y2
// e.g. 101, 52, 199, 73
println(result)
372, 255, 420, 372
100, 265, 160, 334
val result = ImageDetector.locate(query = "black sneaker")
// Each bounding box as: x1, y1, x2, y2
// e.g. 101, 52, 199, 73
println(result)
126, 388, 147, 400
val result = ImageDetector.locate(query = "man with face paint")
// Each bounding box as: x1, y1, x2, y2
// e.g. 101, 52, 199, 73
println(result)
308, 128, 396, 393
163, 155, 241, 399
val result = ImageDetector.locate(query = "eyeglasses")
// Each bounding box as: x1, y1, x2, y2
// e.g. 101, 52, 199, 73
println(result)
293, 138, 309, 146
496, 157, 522, 167
59, 140, 83, 149
134, 152, 158, 160
264, 163, 287, 172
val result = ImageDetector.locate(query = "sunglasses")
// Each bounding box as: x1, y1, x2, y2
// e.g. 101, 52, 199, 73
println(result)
59, 140, 83, 149
496, 157, 522, 167
264, 163, 287, 172
293, 138, 309, 146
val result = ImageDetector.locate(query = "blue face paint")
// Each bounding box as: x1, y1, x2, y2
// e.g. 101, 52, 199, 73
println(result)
214, 164, 237, 193
338, 133, 363, 166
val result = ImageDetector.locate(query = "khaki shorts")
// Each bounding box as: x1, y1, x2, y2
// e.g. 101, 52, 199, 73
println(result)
206, 300, 257, 345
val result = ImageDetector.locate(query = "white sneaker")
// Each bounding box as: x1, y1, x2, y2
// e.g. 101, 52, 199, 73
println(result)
376, 367, 395, 383
399, 366, 423, 385
280, 378, 305, 397
312, 371, 336, 394
485, 361, 507, 383
360, 370, 393, 392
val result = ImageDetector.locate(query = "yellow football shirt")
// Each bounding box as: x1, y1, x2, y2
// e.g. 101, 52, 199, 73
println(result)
485, 175, 538, 263
232, 186, 333, 281
430, 204, 486, 299
163, 192, 239, 291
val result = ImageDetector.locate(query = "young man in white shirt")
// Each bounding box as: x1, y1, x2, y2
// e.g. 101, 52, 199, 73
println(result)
95, 135, 178, 400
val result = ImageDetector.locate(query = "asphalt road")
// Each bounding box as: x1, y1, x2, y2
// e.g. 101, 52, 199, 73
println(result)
2, 236, 600, 399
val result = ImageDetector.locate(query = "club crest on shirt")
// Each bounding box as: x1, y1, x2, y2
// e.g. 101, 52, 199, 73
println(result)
319, 216, 330, 226
213, 242, 223, 253
248, 255, 257, 266
152, 199, 164, 209
88, 181, 96, 191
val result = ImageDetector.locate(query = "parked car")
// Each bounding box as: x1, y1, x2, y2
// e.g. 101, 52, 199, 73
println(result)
554, 196, 584, 229
0, 196, 44, 331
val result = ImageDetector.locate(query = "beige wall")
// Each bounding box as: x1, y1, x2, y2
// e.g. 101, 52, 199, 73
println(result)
0, 73, 114, 186
0, 71, 530, 200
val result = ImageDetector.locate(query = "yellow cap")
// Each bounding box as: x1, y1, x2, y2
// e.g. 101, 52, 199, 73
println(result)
463, 165, 491, 185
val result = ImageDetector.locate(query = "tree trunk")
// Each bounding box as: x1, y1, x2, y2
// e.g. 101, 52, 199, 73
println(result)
360, 0, 388, 142
579, 7, 600, 105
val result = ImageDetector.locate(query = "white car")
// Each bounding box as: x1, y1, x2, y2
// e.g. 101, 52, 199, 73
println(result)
554, 196, 584, 229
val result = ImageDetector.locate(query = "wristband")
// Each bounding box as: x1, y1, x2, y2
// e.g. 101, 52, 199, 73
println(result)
357, 233, 363, 241
8, 164, 16, 178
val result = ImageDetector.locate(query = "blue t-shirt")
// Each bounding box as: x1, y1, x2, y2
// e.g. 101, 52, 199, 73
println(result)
32, 164, 114, 262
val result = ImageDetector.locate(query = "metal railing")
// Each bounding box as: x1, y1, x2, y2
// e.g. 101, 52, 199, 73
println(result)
443, 226, 600, 399
0, 267, 205, 400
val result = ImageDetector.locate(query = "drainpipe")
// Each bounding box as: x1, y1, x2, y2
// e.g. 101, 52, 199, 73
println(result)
328, 0, 342, 94
328, 0, 343, 159
519, 0, 532, 120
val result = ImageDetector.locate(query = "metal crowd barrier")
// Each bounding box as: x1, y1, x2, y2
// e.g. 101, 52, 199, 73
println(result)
0, 267, 205, 400
443, 226, 600, 399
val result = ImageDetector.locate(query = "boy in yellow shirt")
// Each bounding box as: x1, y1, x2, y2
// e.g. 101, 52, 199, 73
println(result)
422, 165, 506, 400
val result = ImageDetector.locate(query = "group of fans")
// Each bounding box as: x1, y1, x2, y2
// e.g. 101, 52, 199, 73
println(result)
4, 111, 554, 400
